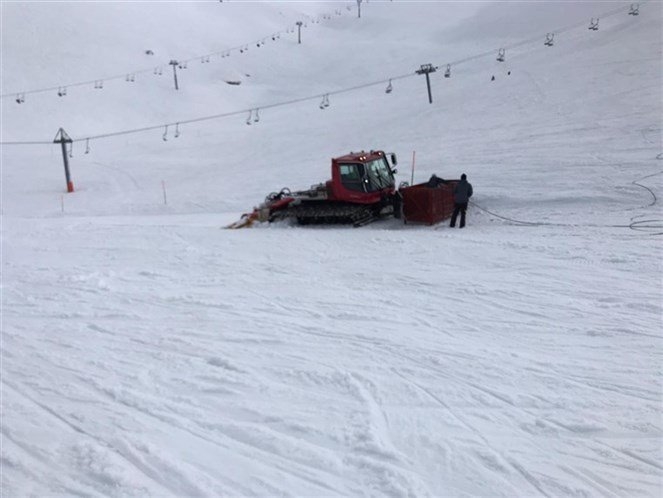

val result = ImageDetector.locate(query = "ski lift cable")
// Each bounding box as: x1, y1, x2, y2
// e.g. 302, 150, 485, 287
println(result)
199, 7, 350, 67
0, 140, 54, 145
0, 2, 649, 146
437, 2, 643, 70
64, 72, 416, 143
0, 69, 413, 145
1, 2, 638, 100
0, 6, 343, 99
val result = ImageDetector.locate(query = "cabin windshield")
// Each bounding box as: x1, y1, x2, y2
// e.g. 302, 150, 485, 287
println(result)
339, 158, 394, 193
365, 158, 394, 191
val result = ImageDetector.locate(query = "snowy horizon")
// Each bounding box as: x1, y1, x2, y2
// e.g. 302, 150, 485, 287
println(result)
1, 1, 662, 496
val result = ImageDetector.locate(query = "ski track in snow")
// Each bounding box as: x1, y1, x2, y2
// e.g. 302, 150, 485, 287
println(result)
3, 216, 661, 496
2, 1, 662, 496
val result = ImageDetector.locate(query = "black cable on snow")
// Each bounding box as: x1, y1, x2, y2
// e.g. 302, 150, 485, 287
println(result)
631, 171, 661, 208
469, 200, 662, 235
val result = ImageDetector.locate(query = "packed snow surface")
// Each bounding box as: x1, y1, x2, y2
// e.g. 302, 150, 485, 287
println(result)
1, 1, 662, 496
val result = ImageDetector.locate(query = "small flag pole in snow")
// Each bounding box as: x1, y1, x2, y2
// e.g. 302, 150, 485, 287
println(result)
53, 127, 74, 193
410, 151, 416, 185
162, 180, 168, 205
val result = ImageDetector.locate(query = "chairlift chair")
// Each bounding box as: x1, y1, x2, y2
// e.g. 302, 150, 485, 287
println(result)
629, 3, 639, 15
497, 48, 505, 62
544, 33, 554, 46
444, 64, 451, 78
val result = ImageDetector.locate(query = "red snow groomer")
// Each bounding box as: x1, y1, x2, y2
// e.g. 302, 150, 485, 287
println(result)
227, 150, 459, 228
228, 150, 402, 228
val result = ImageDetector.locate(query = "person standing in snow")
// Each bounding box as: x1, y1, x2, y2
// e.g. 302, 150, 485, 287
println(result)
450, 173, 473, 228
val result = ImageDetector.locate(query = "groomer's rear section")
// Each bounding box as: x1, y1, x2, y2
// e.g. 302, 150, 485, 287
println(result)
400, 178, 459, 225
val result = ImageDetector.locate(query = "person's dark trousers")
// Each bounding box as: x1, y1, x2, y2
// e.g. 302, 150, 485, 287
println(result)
450, 202, 468, 228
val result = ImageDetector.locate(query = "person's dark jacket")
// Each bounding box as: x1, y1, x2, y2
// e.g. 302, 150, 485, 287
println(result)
454, 179, 473, 203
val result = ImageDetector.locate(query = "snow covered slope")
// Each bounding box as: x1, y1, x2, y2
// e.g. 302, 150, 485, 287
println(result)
2, 1, 662, 496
